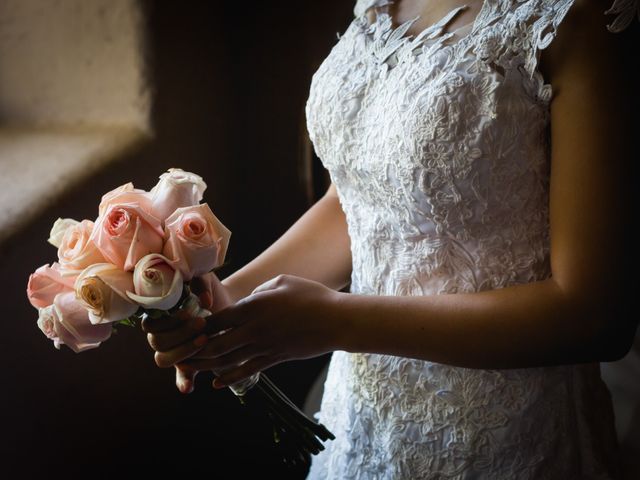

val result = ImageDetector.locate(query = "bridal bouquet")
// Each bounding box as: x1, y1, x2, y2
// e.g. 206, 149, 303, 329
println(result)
26, 168, 334, 468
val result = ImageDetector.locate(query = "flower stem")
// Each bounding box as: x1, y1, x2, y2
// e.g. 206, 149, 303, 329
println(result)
233, 373, 335, 467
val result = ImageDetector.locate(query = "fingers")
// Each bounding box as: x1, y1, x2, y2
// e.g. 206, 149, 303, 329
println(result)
202, 302, 249, 336
147, 316, 207, 352
194, 324, 253, 360
184, 344, 263, 372
175, 363, 199, 394
141, 309, 190, 334
154, 334, 208, 368
213, 356, 275, 389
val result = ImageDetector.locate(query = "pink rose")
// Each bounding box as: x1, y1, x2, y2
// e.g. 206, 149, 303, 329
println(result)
98, 182, 153, 217
127, 253, 184, 311
92, 203, 164, 271
162, 204, 231, 281
149, 169, 207, 224
75, 263, 139, 324
57, 219, 105, 273
27, 263, 76, 309
37, 292, 113, 353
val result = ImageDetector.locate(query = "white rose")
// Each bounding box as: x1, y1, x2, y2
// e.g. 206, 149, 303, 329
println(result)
149, 168, 207, 223
57, 220, 105, 273
127, 253, 184, 311
75, 264, 139, 324
48, 218, 80, 248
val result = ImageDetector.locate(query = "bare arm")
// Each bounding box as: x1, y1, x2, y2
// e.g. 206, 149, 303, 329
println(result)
221, 182, 352, 302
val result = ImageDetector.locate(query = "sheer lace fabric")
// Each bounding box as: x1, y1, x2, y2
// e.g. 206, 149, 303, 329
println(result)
304, 0, 637, 478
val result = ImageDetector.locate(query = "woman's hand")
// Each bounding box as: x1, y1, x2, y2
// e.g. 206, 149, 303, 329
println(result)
145, 274, 343, 392
141, 272, 234, 393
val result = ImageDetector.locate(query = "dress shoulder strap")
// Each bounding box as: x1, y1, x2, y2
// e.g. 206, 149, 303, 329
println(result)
605, 0, 640, 32
512, 0, 639, 79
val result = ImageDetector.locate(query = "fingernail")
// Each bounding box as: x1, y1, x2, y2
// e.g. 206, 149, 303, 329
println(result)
213, 379, 226, 389
193, 334, 208, 347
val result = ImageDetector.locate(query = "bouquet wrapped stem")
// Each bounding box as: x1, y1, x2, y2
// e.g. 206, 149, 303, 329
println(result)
181, 291, 335, 468
242, 374, 335, 468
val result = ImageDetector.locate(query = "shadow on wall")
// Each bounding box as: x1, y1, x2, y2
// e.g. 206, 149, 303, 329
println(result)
0, 1, 350, 478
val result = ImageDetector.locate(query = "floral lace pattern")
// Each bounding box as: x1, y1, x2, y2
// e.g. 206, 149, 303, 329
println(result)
305, 1, 635, 478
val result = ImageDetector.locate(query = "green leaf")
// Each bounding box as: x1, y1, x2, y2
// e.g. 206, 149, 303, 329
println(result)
116, 316, 138, 327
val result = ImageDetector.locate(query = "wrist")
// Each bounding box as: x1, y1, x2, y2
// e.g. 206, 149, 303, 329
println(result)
324, 290, 357, 353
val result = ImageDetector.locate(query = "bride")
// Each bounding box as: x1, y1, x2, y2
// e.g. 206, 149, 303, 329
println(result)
142, 0, 638, 477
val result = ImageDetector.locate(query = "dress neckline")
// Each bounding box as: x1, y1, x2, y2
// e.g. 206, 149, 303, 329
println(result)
354, 0, 491, 69
361, 0, 489, 43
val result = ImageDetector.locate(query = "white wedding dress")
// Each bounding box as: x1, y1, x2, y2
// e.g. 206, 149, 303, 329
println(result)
303, 0, 638, 478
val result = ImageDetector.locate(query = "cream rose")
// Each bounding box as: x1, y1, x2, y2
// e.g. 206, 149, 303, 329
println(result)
127, 253, 184, 311
48, 218, 80, 248
57, 219, 105, 273
149, 168, 207, 224
37, 292, 113, 353
75, 263, 139, 324
27, 262, 76, 309
98, 182, 153, 217
92, 203, 164, 271
162, 204, 231, 281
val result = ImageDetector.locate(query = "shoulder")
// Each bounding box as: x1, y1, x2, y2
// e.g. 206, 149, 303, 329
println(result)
353, 0, 379, 19
538, 0, 639, 95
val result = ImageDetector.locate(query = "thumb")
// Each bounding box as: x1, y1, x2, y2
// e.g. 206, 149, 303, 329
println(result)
191, 274, 214, 310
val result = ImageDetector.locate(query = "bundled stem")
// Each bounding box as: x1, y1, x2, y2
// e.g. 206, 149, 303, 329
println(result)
234, 372, 335, 469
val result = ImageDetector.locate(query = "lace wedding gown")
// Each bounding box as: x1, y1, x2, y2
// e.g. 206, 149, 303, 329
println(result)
303, 0, 638, 478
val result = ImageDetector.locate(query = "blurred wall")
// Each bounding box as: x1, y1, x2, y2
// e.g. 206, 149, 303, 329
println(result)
0, 1, 352, 478
0, 0, 149, 128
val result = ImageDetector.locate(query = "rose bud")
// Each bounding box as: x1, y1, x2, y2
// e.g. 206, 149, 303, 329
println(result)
57, 219, 105, 273
27, 263, 76, 309
48, 218, 80, 248
37, 292, 113, 353
75, 264, 139, 324
127, 253, 184, 311
162, 204, 231, 281
98, 182, 153, 217
149, 168, 207, 224
92, 203, 164, 271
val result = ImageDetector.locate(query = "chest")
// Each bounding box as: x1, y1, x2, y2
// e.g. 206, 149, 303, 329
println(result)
307, 9, 545, 170
363, 0, 486, 38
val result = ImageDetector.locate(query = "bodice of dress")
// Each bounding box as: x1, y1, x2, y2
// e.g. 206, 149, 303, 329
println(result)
304, 0, 637, 478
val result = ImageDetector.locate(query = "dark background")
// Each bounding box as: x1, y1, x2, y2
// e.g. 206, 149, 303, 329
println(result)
1, 1, 353, 478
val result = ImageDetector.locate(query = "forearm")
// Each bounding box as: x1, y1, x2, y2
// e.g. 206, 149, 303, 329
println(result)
330, 278, 634, 369
222, 188, 352, 302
